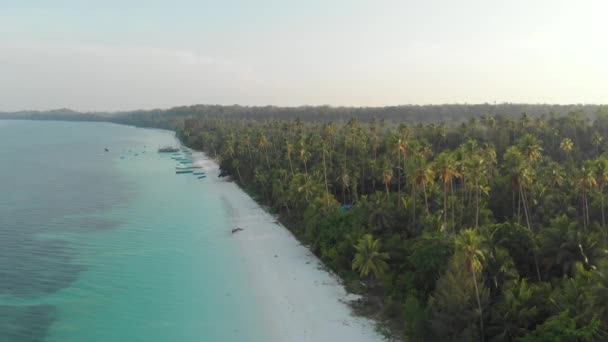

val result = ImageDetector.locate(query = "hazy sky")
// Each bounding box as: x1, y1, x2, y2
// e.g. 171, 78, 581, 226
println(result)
1, 0, 607, 111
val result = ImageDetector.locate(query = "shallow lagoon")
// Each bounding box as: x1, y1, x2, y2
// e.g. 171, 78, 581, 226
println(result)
0, 121, 267, 341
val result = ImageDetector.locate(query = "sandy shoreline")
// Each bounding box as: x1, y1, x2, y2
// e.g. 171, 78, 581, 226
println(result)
191, 152, 385, 342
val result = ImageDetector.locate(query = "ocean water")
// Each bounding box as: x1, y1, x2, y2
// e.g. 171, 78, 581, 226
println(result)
0, 120, 268, 341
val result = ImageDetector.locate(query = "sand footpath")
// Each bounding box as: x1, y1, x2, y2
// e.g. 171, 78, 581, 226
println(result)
192, 152, 385, 342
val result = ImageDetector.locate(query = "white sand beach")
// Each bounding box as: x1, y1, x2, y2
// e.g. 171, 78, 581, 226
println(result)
191, 152, 386, 342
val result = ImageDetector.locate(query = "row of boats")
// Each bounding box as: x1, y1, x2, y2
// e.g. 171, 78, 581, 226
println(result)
160, 146, 207, 179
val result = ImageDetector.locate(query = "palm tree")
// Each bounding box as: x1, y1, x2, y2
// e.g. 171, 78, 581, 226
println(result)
560, 137, 574, 156
538, 215, 604, 277
297, 173, 314, 201
579, 165, 597, 230
258, 133, 271, 170
594, 158, 608, 227
455, 228, 487, 341
338, 168, 351, 204
381, 158, 393, 196
299, 140, 310, 174
319, 141, 331, 207
323, 122, 336, 168
413, 158, 435, 216
286, 142, 295, 176
518, 134, 543, 163
434, 151, 461, 230
490, 279, 538, 340
590, 261, 608, 324
504, 146, 532, 226
352, 234, 390, 283
503, 146, 541, 281
467, 153, 488, 228
593, 132, 604, 156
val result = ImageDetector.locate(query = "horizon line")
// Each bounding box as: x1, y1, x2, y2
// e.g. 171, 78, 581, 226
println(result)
2, 102, 608, 114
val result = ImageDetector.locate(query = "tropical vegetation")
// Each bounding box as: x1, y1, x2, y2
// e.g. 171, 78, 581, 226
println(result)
6, 104, 608, 340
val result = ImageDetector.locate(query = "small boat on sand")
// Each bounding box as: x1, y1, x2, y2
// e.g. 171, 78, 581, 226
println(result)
176, 166, 202, 170
159, 146, 180, 153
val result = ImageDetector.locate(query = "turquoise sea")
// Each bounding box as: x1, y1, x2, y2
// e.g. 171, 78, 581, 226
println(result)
0, 120, 269, 341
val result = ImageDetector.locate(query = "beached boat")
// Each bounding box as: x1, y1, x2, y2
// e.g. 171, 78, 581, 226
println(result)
176, 170, 193, 174
158, 146, 180, 153
176, 166, 202, 170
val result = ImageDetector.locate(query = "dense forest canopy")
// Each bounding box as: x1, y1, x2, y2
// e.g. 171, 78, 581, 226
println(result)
2, 103, 607, 126
5, 103, 608, 340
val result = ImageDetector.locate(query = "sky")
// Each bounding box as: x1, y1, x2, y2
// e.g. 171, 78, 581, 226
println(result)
1, 0, 607, 111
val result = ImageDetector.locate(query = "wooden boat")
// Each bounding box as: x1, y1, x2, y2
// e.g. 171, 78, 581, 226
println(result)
176, 166, 202, 170
158, 146, 180, 153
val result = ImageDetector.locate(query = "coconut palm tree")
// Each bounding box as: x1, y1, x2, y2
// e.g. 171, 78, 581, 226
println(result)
352, 234, 390, 282
579, 165, 597, 230
518, 134, 543, 163
381, 158, 393, 196
434, 151, 461, 230
560, 137, 574, 156
258, 133, 271, 170
413, 158, 435, 216
489, 279, 538, 340
286, 142, 295, 176
455, 228, 488, 341
299, 140, 310, 174
594, 158, 608, 227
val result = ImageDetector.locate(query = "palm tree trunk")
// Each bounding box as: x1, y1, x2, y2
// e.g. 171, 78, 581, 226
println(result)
460, 177, 466, 226
329, 140, 333, 169
475, 179, 480, 228
517, 188, 522, 224
288, 156, 294, 177
583, 192, 588, 230
397, 151, 401, 197
451, 179, 456, 233
586, 193, 591, 229
512, 189, 516, 220
520, 184, 531, 229
236, 167, 243, 183
423, 182, 429, 215
472, 270, 485, 342
322, 151, 329, 206
587, 193, 591, 229
412, 186, 417, 225
601, 194, 605, 227
264, 149, 271, 170
444, 181, 448, 228
519, 185, 542, 281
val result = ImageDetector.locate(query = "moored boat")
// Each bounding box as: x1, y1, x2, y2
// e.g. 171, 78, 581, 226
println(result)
176, 170, 193, 174
158, 146, 180, 153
